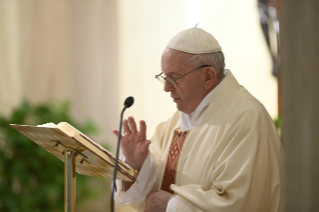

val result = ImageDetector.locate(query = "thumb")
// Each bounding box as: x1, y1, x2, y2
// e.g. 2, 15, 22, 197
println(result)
140, 140, 151, 155
112, 129, 119, 138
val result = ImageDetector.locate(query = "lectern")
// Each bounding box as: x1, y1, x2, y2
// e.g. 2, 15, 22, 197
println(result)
11, 122, 137, 212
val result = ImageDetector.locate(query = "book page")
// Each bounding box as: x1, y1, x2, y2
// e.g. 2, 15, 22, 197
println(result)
56, 122, 76, 137
37, 122, 57, 128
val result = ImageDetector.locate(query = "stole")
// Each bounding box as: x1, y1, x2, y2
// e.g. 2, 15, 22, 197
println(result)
161, 129, 189, 194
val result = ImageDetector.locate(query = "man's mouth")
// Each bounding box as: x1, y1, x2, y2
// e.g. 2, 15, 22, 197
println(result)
172, 97, 181, 102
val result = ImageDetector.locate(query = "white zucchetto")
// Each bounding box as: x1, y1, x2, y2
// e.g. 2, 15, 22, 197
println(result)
166, 24, 222, 54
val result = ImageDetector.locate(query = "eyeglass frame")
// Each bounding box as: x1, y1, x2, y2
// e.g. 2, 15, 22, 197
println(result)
155, 65, 211, 86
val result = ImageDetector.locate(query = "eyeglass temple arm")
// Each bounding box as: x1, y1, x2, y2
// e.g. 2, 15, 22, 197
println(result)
155, 72, 164, 78
175, 65, 210, 80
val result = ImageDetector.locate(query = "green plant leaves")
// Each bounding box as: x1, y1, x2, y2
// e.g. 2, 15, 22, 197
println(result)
0, 100, 105, 211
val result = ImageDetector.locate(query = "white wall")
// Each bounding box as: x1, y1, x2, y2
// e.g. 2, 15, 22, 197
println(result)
118, 0, 278, 139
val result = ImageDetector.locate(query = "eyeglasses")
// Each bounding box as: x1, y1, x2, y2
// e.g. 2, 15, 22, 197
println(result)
155, 65, 210, 87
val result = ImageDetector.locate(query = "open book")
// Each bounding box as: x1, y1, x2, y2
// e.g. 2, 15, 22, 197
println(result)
10, 122, 137, 182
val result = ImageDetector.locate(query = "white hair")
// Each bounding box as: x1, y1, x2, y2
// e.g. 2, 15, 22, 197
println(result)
187, 51, 225, 79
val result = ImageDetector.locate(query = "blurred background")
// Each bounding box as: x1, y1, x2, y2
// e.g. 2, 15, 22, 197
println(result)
0, 0, 318, 212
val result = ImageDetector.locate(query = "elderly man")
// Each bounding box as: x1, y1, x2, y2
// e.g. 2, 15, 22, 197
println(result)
113, 26, 283, 212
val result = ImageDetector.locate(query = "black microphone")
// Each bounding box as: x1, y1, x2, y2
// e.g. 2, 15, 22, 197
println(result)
111, 96, 134, 212
124, 96, 134, 108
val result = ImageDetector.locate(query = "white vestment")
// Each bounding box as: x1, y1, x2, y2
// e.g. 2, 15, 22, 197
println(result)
116, 71, 283, 212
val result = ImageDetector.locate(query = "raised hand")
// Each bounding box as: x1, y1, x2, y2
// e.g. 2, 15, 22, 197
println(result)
112, 116, 151, 171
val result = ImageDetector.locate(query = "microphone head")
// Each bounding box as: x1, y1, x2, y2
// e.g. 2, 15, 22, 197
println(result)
124, 96, 134, 108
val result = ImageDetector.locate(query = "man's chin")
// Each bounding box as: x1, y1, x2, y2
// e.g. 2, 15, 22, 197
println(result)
176, 103, 183, 112
176, 104, 190, 114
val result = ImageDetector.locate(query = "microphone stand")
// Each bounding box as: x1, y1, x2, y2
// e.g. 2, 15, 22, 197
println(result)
111, 97, 134, 212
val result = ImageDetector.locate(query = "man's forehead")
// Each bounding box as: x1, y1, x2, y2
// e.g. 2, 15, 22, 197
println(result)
161, 48, 196, 75
162, 70, 182, 76
162, 49, 190, 65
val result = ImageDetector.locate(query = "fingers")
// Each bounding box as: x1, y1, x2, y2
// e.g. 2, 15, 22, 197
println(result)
120, 116, 147, 136
139, 120, 147, 136
128, 116, 138, 133
112, 129, 119, 138
122, 119, 131, 134
140, 140, 151, 155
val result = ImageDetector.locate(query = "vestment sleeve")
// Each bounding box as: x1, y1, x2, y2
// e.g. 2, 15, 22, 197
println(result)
166, 196, 180, 212
115, 152, 157, 209
168, 107, 283, 212
115, 116, 177, 211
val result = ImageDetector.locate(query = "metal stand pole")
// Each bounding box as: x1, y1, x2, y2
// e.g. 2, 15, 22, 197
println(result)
64, 148, 77, 212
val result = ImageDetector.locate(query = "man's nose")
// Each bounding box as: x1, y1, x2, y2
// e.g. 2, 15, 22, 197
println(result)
163, 81, 175, 92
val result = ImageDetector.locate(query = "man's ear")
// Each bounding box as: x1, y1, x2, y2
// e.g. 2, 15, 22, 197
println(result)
203, 67, 217, 89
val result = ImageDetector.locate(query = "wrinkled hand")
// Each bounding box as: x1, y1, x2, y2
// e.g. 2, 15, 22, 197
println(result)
112, 116, 151, 171
144, 190, 173, 212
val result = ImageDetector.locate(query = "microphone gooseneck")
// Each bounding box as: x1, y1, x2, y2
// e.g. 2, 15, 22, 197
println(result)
111, 96, 134, 212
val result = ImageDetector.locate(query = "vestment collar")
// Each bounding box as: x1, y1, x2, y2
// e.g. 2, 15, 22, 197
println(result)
180, 69, 231, 131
